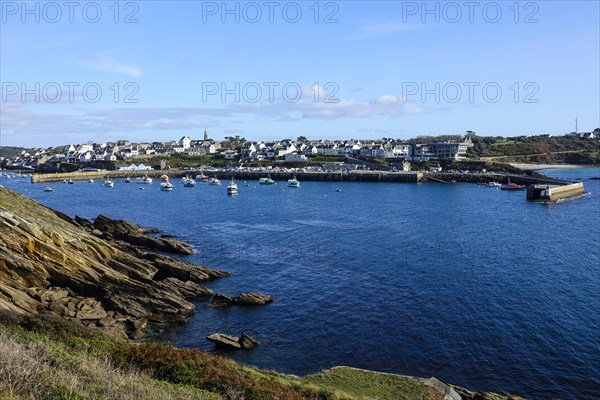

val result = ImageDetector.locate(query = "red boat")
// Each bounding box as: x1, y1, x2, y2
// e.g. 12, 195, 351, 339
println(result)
500, 178, 525, 190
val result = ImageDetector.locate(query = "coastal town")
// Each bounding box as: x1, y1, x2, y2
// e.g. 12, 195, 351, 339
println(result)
1, 129, 598, 173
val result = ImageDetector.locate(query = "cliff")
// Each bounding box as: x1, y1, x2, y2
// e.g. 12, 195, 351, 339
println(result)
0, 185, 228, 338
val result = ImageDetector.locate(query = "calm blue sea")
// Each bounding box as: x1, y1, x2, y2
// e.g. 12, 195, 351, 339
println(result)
2, 168, 599, 400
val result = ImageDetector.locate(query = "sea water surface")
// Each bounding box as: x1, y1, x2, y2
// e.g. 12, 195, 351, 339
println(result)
2, 169, 599, 400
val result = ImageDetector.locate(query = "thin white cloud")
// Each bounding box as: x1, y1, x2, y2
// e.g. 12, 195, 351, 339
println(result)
79, 55, 142, 78
233, 86, 425, 119
344, 20, 419, 41
0, 89, 425, 146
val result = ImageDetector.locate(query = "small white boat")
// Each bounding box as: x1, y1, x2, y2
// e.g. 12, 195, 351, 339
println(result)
88, 179, 94, 183
183, 177, 196, 187
488, 181, 502, 188
160, 174, 173, 191
227, 179, 238, 195
141, 176, 153, 184
288, 176, 300, 188
196, 174, 209, 182
104, 179, 114, 187
43, 187, 53, 192
62, 179, 68, 184
68, 180, 74, 184
124, 177, 131, 183
259, 176, 275, 185
209, 178, 221, 185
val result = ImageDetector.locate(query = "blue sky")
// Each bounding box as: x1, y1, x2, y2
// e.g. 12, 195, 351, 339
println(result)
1, 0, 599, 147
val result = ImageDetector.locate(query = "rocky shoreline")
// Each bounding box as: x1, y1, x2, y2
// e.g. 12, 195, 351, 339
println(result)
0, 186, 240, 339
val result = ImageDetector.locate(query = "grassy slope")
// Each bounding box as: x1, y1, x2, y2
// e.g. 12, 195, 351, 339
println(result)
305, 368, 444, 400
2, 312, 459, 400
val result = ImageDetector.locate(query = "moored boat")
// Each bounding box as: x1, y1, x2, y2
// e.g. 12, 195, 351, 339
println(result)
288, 176, 300, 188
183, 177, 196, 187
500, 178, 525, 190
141, 176, 153, 184
227, 178, 238, 195
104, 179, 114, 187
43, 187, 53, 192
209, 177, 221, 185
259, 176, 275, 185
124, 177, 131, 183
160, 175, 174, 191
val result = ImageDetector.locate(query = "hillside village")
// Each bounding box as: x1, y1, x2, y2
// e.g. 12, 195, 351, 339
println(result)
1, 129, 598, 171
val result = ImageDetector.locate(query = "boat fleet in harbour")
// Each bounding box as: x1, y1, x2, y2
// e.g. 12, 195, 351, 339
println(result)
40, 174, 303, 195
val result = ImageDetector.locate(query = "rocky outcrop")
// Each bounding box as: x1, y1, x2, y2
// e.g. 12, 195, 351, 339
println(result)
89, 214, 194, 255
207, 332, 259, 350
209, 292, 274, 307
451, 386, 525, 400
0, 186, 229, 338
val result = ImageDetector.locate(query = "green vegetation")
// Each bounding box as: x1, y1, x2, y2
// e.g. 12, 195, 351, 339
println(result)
133, 154, 227, 168
0, 146, 29, 158
306, 368, 443, 400
0, 311, 470, 400
467, 134, 600, 163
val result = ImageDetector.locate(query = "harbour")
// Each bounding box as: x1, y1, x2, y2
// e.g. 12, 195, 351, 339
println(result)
1, 167, 598, 400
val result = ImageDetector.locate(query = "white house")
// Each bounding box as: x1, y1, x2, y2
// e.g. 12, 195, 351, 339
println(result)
116, 163, 152, 171
178, 136, 191, 150
285, 153, 308, 162
316, 143, 340, 156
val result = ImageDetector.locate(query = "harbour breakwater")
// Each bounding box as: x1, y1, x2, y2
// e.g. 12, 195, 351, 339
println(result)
30, 169, 570, 186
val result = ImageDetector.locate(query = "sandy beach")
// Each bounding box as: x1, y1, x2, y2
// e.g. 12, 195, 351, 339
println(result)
508, 163, 597, 171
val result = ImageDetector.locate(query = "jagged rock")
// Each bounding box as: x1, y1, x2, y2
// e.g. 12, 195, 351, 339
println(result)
46, 288, 69, 302
92, 215, 193, 255
209, 293, 234, 307
209, 292, 273, 307
233, 292, 274, 306
74, 216, 93, 229
51, 232, 65, 247
0, 186, 229, 339
207, 332, 259, 350
239, 332, 259, 349
207, 333, 242, 349
77, 308, 108, 320
451, 386, 525, 400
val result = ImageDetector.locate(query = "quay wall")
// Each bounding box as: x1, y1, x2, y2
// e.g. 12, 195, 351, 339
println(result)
30, 170, 423, 183
527, 182, 585, 202
31, 169, 567, 185
423, 172, 570, 185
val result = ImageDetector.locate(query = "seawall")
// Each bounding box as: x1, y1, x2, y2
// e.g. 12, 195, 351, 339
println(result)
31, 170, 424, 183
526, 182, 586, 202
30, 169, 570, 185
